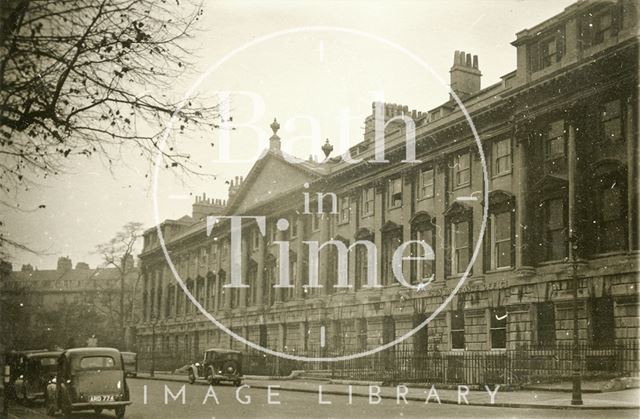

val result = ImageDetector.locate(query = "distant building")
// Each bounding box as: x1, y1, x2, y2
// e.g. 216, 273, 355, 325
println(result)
137, 0, 638, 367
0, 256, 139, 350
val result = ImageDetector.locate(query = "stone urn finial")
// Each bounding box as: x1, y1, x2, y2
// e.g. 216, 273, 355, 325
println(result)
321, 138, 333, 158
270, 118, 280, 135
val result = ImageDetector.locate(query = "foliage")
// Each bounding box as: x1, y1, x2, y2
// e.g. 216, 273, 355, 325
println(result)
95, 221, 143, 346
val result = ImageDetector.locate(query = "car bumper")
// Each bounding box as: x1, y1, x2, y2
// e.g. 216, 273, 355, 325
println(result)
71, 401, 132, 409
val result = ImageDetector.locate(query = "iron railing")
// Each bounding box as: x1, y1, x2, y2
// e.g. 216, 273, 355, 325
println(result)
137, 341, 639, 386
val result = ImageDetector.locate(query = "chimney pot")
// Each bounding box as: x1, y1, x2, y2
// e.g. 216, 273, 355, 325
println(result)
450, 50, 482, 99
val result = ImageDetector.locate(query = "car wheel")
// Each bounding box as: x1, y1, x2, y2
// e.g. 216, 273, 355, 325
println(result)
45, 396, 56, 416
188, 370, 195, 384
115, 406, 126, 419
233, 380, 242, 387
207, 367, 216, 385
94, 407, 103, 414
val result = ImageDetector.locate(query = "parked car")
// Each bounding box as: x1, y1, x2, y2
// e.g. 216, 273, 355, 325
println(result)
121, 352, 137, 378
3, 349, 49, 400
45, 347, 131, 418
188, 348, 243, 386
14, 351, 61, 405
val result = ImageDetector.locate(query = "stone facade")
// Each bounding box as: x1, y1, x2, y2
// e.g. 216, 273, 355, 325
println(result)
0, 257, 139, 349
136, 0, 639, 362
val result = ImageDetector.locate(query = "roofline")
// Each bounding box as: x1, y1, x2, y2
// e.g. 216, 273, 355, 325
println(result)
511, 0, 602, 46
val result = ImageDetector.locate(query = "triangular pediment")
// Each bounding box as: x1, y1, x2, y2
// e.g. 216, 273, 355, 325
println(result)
228, 151, 322, 214
532, 174, 568, 194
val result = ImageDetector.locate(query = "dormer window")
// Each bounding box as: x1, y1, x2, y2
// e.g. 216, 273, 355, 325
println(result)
540, 36, 557, 68
580, 5, 622, 48
529, 26, 565, 72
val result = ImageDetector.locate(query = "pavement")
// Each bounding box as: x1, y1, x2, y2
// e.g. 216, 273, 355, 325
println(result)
133, 371, 640, 410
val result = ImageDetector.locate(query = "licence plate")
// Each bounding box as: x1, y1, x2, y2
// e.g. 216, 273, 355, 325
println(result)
90, 395, 114, 402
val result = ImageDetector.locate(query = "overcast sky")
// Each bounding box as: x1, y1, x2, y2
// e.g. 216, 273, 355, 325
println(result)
3, 0, 575, 270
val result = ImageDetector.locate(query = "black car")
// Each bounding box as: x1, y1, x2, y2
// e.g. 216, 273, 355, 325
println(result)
45, 347, 131, 418
188, 348, 243, 386
121, 352, 137, 378
3, 349, 49, 400
14, 351, 61, 405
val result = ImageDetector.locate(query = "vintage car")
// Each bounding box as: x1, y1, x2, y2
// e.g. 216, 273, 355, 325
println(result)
3, 349, 49, 400
187, 348, 243, 386
45, 347, 131, 418
14, 351, 61, 405
121, 352, 137, 378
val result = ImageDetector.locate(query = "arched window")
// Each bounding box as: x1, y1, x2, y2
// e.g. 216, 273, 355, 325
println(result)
206, 272, 215, 310
165, 284, 174, 318
410, 212, 436, 285
247, 260, 258, 306
381, 221, 403, 286
354, 228, 374, 290
283, 250, 296, 301
533, 174, 568, 262
175, 284, 183, 316
216, 270, 225, 310
327, 235, 349, 294
264, 254, 277, 306
590, 161, 627, 253
185, 278, 194, 314
196, 276, 205, 306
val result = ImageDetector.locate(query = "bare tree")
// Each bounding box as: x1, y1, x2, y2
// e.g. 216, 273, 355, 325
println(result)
95, 221, 143, 346
0, 0, 218, 190
0, 281, 34, 350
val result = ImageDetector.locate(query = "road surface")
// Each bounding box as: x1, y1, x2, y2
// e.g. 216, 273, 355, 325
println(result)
4, 377, 638, 418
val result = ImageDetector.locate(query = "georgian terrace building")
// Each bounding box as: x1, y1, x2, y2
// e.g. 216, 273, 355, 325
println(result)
136, 0, 638, 363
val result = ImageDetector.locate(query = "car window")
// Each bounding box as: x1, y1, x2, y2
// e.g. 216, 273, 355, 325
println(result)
79, 356, 115, 370
40, 357, 57, 367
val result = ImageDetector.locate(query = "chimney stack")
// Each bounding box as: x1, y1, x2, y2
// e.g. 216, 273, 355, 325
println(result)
75, 262, 90, 270
450, 50, 481, 100
227, 176, 244, 201
192, 193, 227, 221
57, 256, 72, 272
